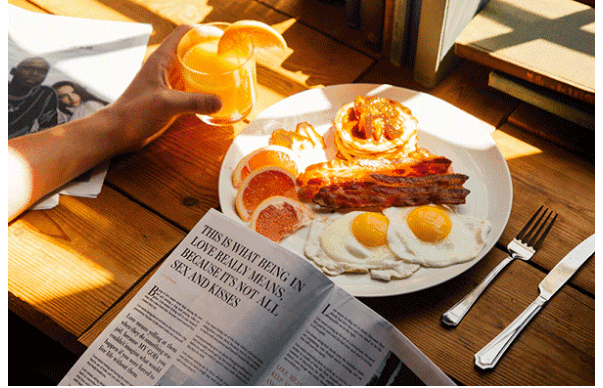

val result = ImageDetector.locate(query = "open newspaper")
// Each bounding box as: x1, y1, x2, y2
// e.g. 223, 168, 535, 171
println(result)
8, 5, 152, 209
60, 209, 454, 386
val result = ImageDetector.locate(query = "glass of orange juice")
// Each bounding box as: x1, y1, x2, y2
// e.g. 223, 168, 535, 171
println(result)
176, 22, 257, 126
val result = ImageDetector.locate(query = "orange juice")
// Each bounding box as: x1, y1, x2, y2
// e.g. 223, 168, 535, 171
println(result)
177, 23, 256, 125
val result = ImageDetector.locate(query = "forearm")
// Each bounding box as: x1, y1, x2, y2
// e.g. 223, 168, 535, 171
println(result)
8, 108, 122, 222
8, 25, 221, 223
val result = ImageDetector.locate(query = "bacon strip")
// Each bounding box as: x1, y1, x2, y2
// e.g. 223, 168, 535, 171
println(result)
311, 174, 470, 209
297, 156, 452, 200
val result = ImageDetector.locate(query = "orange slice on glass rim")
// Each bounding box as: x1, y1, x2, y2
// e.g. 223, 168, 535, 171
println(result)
217, 20, 288, 56
235, 165, 298, 222
232, 145, 300, 188
250, 196, 315, 242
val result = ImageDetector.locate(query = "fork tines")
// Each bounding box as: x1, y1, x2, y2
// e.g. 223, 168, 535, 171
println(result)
516, 205, 558, 249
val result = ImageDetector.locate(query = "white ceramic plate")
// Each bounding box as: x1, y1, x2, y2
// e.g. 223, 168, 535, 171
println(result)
219, 84, 512, 297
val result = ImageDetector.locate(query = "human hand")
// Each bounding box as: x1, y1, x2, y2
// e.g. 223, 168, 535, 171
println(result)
105, 25, 222, 152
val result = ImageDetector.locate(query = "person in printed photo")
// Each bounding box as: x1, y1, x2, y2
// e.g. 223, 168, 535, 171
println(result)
8, 25, 222, 222
53, 80, 109, 123
8, 56, 59, 139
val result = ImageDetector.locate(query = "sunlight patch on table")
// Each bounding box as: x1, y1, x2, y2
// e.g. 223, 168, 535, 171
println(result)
8, 227, 115, 306
491, 129, 542, 160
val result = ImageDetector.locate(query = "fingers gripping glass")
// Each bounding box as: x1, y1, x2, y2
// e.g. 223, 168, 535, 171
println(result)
176, 23, 257, 126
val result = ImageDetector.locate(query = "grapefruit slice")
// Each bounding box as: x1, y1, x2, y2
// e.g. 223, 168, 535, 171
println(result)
232, 145, 299, 188
250, 196, 315, 242
235, 166, 298, 221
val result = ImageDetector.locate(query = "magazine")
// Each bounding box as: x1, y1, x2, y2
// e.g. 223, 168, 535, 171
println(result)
59, 209, 454, 386
8, 5, 152, 209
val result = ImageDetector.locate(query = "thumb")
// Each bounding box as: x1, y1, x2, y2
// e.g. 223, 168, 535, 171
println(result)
164, 90, 223, 115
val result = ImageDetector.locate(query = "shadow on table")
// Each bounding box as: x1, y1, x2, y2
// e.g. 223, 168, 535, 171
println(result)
9, 310, 78, 386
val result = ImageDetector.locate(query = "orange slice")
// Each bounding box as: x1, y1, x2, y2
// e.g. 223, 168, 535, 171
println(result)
218, 20, 288, 56
232, 145, 299, 188
236, 166, 298, 221
250, 196, 315, 242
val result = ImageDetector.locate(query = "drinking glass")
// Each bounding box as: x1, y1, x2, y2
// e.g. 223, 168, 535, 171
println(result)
176, 22, 257, 126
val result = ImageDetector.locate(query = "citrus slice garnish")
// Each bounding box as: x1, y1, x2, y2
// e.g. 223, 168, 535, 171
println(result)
250, 196, 315, 242
232, 145, 300, 188
217, 20, 288, 56
235, 166, 298, 222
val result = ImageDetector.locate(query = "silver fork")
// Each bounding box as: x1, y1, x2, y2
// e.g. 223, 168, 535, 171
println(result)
441, 205, 557, 327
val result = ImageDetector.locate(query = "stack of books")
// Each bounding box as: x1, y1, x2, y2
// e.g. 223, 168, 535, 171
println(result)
346, 0, 595, 121
455, 0, 594, 130
346, 0, 490, 88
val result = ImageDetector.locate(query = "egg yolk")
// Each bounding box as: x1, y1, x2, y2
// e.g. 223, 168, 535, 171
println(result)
407, 206, 452, 242
352, 212, 390, 247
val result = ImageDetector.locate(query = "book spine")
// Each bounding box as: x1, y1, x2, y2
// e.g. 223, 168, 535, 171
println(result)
488, 71, 595, 130
455, 42, 596, 105
361, 0, 386, 52
414, 0, 488, 88
389, 0, 411, 66
345, 0, 362, 29
413, 0, 447, 87
381, 0, 395, 58
404, 0, 422, 67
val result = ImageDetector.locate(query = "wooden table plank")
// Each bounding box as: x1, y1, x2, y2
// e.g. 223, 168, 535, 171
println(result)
78, 262, 163, 347
263, 0, 377, 59
362, 247, 594, 386
106, 116, 234, 230
8, 187, 186, 338
492, 123, 595, 295
9, 0, 46, 12
507, 102, 594, 161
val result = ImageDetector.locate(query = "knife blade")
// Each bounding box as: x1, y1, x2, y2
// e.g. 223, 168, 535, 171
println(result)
475, 234, 595, 370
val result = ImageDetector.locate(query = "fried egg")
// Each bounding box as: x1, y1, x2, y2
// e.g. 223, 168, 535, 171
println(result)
384, 205, 491, 267
304, 211, 420, 281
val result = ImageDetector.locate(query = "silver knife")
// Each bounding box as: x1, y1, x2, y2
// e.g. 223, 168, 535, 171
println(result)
475, 234, 595, 370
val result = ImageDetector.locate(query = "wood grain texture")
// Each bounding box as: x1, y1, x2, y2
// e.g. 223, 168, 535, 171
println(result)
507, 102, 594, 161
8, 187, 185, 337
78, 265, 162, 347
8, 1, 595, 385
492, 123, 594, 295
362, 248, 594, 386
106, 115, 235, 230
262, 0, 377, 59
9, 0, 46, 12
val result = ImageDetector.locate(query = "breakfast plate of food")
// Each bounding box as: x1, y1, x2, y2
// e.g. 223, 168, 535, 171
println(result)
218, 84, 512, 297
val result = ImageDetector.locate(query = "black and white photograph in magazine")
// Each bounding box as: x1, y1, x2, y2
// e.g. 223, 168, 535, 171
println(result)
8, 4, 153, 205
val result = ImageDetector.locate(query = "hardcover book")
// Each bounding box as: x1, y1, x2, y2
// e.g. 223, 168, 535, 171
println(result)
488, 71, 594, 130
413, 0, 489, 88
455, 0, 595, 104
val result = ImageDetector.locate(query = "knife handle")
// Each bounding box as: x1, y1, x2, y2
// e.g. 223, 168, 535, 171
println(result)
475, 295, 547, 369
442, 256, 514, 327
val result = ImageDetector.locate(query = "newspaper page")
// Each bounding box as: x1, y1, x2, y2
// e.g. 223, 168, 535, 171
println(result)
8, 5, 152, 208
59, 209, 454, 386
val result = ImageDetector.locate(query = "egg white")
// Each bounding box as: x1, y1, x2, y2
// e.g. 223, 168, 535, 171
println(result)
384, 206, 491, 268
304, 212, 420, 281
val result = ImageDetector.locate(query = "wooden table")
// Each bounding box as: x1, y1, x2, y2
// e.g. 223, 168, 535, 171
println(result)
8, 0, 594, 385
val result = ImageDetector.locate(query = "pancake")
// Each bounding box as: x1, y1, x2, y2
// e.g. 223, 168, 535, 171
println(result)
333, 96, 418, 160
